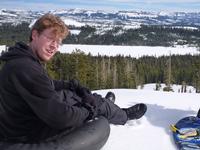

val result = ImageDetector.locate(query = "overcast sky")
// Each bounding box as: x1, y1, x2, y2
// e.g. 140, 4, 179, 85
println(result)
1, 0, 200, 12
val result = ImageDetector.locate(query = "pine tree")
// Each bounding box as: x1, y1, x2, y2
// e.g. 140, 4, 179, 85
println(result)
113, 59, 118, 88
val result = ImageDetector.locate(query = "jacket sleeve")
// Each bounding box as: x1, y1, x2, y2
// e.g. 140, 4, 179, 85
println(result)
10, 63, 90, 130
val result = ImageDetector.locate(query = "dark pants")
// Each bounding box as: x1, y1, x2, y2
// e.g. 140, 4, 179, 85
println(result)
33, 90, 128, 142
61, 90, 128, 125
97, 96, 128, 125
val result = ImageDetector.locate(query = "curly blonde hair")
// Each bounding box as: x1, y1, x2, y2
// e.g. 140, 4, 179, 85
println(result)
30, 14, 69, 41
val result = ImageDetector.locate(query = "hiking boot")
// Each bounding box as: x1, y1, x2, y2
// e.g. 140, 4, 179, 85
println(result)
105, 91, 115, 103
123, 103, 147, 120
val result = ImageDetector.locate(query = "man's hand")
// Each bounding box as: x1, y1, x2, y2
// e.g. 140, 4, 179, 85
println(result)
82, 94, 99, 108
76, 86, 91, 97
63, 79, 80, 91
63, 79, 91, 97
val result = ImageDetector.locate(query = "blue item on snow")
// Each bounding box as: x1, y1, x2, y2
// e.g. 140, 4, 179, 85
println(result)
171, 116, 200, 150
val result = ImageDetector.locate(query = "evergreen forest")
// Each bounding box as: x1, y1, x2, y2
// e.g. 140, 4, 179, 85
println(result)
0, 23, 200, 92
43, 51, 200, 92
0, 23, 200, 47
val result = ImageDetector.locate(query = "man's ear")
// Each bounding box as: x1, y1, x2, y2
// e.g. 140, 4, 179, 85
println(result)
31, 30, 39, 41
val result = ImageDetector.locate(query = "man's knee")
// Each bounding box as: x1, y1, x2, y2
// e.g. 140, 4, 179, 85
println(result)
97, 99, 128, 125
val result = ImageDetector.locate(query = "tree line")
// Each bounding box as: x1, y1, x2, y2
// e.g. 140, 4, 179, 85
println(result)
64, 25, 200, 47
1, 49, 200, 92
0, 23, 30, 46
43, 50, 200, 92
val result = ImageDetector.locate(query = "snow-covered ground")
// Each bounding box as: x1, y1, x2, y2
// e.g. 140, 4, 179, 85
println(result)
1, 44, 199, 58
93, 84, 200, 150
0, 45, 6, 53
138, 83, 196, 93
59, 44, 200, 58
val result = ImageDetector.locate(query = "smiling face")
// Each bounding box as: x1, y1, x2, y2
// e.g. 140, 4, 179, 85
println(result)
29, 14, 68, 62
30, 28, 62, 62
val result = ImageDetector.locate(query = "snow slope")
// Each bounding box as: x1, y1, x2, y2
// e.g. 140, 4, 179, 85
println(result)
1, 44, 199, 58
59, 44, 200, 58
93, 84, 200, 150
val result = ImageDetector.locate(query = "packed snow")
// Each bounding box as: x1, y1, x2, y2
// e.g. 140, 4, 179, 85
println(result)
59, 44, 200, 58
94, 84, 200, 150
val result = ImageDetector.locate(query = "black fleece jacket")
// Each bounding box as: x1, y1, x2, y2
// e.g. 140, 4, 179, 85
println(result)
0, 42, 89, 141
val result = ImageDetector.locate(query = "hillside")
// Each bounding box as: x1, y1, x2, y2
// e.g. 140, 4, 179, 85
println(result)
0, 23, 200, 47
0, 9, 200, 47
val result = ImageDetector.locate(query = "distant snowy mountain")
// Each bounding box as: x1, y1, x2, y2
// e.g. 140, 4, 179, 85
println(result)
0, 8, 200, 28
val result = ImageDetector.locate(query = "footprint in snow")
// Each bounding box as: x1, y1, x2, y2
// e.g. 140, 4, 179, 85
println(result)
125, 117, 146, 128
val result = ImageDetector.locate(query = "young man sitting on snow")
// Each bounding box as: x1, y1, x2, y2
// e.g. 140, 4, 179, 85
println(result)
0, 14, 147, 143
